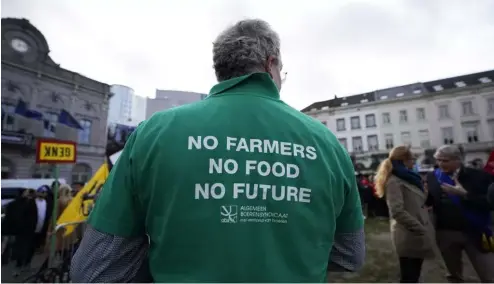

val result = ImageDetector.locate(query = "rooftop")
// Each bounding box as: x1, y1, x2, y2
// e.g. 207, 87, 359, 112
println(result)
301, 69, 494, 113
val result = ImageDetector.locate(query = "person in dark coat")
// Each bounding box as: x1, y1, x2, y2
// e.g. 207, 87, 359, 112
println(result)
488, 183, 494, 209
4, 188, 38, 276
426, 145, 494, 283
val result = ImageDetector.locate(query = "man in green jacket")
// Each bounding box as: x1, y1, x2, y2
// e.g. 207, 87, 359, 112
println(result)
71, 18, 365, 283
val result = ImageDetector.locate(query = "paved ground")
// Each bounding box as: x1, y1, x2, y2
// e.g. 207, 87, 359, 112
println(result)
2, 252, 48, 283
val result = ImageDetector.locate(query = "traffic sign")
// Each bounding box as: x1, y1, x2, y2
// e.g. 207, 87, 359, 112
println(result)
36, 138, 77, 164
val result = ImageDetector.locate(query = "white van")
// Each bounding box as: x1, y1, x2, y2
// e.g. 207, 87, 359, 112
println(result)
1, 178, 67, 206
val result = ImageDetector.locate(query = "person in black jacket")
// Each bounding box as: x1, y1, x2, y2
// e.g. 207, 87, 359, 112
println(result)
5, 188, 38, 276
426, 145, 494, 283
488, 183, 494, 209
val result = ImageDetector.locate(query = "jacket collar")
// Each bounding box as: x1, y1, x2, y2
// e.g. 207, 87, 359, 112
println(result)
390, 175, 426, 199
208, 72, 280, 100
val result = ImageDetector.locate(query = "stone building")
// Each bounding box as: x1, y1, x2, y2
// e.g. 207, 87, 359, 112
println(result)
1, 18, 111, 182
303, 70, 494, 173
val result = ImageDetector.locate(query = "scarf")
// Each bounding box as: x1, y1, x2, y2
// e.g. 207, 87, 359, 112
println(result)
434, 168, 493, 252
391, 160, 424, 191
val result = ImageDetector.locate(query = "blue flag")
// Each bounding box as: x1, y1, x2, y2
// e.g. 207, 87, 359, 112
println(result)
14, 99, 43, 120
58, 109, 82, 130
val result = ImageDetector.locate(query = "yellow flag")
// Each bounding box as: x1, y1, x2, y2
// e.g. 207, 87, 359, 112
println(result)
57, 162, 109, 236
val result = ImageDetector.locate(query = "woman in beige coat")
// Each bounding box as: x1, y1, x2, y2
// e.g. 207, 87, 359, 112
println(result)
375, 146, 435, 283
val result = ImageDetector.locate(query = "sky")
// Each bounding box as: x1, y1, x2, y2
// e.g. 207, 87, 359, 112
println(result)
2, 0, 494, 109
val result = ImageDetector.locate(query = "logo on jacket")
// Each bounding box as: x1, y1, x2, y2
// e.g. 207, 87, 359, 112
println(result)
220, 205, 238, 223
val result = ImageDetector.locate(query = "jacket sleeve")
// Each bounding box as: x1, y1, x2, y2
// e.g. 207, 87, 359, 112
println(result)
460, 170, 494, 211
385, 178, 426, 234
461, 195, 491, 211
70, 225, 151, 283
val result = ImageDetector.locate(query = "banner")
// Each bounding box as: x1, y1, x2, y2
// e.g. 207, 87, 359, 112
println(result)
484, 150, 494, 176
57, 162, 109, 236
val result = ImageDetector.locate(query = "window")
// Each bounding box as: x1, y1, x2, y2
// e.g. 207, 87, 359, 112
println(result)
78, 119, 92, 144
43, 112, 58, 138
416, 108, 426, 121
441, 127, 454, 144
401, 132, 411, 146
365, 114, 376, 128
438, 105, 450, 119
382, 112, 391, 124
461, 101, 474, 116
479, 77, 492, 83
384, 134, 394, 149
399, 110, 408, 123
1, 103, 15, 131
455, 81, 466, 87
72, 163, 92, 183
32, 164, 55, 179
487, 98, 494, 113
350, 116, 361, 130
352, 136, 363, 152
336, 118, 346, 131
463, 123, 479, 143
433, 85, 444, 91
338, 138, 347, 150
419, 130, 430, 148
367, 135, 379, 151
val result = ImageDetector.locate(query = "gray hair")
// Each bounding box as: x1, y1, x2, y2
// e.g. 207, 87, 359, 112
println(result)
434, 145, 463, 161
213, 19, 281, 81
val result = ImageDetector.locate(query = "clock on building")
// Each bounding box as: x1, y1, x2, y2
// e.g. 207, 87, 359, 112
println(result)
11, 38, 29, 53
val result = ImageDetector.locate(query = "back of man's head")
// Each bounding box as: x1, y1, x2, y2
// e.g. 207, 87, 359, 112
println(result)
212, 19, 282, 85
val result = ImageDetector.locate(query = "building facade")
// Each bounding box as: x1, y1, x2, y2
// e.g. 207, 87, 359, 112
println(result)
108, 84, 146, 126
145, 90, 206, 119
1, 18, 111, 182
302, 70, 494, 172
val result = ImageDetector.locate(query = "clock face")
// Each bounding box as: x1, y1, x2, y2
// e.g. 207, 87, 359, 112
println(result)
11, 38, 29, 53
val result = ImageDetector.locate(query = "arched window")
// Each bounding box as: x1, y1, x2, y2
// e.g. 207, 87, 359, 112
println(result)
32, 164, 55, 179
1, 156, 15, 179
71, 163, 92, 183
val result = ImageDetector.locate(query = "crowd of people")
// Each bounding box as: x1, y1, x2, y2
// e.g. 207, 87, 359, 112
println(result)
377, 145, 494, 283
64, 18, 494, 283
1, 181, 76, 277
2, 17, 493, 283
356, 174, 390, 219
